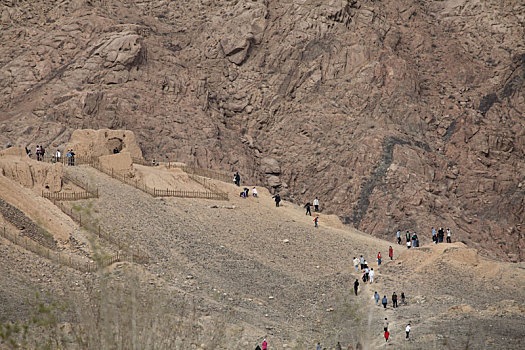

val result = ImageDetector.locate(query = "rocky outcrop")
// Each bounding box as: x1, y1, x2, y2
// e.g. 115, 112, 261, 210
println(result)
0, 0, 523, 260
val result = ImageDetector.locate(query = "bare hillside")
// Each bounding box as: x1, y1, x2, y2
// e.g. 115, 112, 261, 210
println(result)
1, 155, 524, 349
1, 0, 523, 261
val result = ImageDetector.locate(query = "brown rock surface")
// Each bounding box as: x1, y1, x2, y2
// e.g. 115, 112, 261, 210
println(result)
0, 0, 523, 260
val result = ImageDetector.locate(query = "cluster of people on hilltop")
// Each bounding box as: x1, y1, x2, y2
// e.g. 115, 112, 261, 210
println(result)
432, 227, 452, 243
395, 227, 452, 249
35, 145, 46, 161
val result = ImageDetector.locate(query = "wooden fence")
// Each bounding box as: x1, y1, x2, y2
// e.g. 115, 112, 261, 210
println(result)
42, 191, 96, 201
1, 224, 97, 272
51, 199, 149, 264
41, 172, 99, 201
90, 160, 228, 200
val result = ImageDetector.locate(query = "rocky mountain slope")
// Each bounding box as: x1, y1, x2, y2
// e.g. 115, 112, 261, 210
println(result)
1, 0, 524, 261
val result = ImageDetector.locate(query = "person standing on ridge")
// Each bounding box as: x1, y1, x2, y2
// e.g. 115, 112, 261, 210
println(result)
313, 197, 320, 212
304, 202, 312, 216
252, 187, 258, 198
438, 227, 444, 243
389, 246, 393, 260
353, 279, 359, 295
273, 194, 281, 207
446, 228, 452, 243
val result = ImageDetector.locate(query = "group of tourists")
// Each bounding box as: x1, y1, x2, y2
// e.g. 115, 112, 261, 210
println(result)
395, 227, 452, 248
304, 197, 320, 215
239, 187, 258, 199
432, 227, 452, 243
382, 318, 411, 342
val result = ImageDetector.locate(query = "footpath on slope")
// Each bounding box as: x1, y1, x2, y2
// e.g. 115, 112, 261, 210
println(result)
66, 163, 395, 347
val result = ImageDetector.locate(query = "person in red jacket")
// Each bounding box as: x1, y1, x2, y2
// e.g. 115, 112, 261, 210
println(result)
262, 339, 267, 350
384, 330, 390, 342
388, 246, 393, 260
377, 252, 382, 265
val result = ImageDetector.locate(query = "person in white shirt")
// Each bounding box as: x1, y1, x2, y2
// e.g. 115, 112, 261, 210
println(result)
55, 149, 61, 163
252, 187, 258, 198
369, 268, 375, 283
406, 323, 411, 339
313, 197, 320, 212
446, 228, 451, 243
353, 257, 360, 272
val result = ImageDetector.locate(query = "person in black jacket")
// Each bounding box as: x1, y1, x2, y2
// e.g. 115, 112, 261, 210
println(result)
304, 202, 312, 216
273, 194, 281, 207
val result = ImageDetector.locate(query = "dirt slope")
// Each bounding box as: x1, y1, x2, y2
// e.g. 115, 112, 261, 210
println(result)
0, 0, 523, 261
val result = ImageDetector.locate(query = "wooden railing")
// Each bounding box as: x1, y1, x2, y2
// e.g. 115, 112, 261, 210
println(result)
42, 191, 96, 201
51, 199, 149, 264
41, 172, 99, 201
90, 160, 228, 200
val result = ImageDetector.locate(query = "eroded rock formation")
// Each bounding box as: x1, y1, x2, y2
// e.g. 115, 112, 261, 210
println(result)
0, 0, 523, 260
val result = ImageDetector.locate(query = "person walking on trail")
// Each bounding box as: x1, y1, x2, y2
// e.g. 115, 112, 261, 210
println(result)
369, 268, 375, 283
389, 246, 393, 260
363, 266, 370, 282
446, 228, 452, 243
396, 230, 401, 245
377, 252, 382, 265
353, 279, 359, 295
384, 330, 390, 342
411, 233, 418, 248
432, 227, 437, 243
392, 292, 398, 308
374, 291, 380, 306
406, 230, 410, 243
406, 323, 411, 339
233, 172, 241, 186
406, 240, 411, 249
316, 342, 322, 350
252, 187, 258, 198
273, 194, 281, 207
336, 341, 342, 350
35, 145, 41, 161
262, 339, 267, 350
359, 255, 365, 270
314, 216, 319, 228
383, 318, 389, 332
304, 202, 312, 216
382, 295, 388, 308
353, 257, 360, 272
401, 292, 406, 305
313, 197, 320, 212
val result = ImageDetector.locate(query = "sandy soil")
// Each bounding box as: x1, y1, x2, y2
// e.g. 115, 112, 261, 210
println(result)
0, 161, 523, 349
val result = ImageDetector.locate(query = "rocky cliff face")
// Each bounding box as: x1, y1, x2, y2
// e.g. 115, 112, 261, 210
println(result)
1, 0, 523, 261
